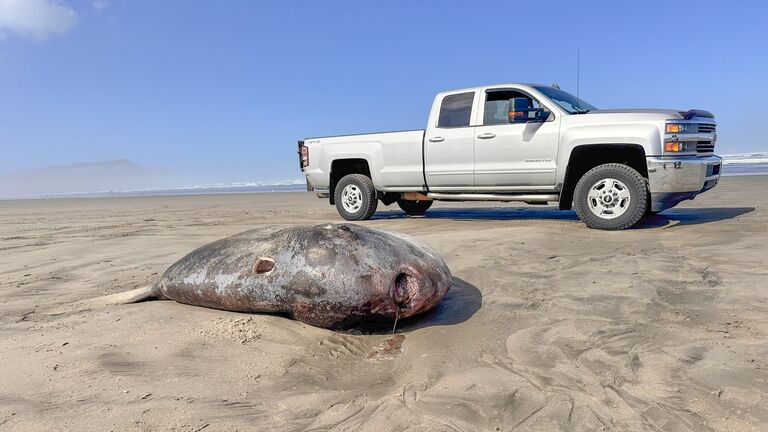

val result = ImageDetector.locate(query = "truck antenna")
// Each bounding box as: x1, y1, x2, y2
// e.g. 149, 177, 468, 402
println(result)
576, 48, 580, 106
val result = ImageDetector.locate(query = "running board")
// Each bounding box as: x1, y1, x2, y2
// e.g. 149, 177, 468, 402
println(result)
425, 193, 559, 202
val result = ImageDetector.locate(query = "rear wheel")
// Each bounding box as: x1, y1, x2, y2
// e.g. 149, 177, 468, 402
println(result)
397, 199, 433, 216
334, 174, 378, 221
573, 163, 648, 230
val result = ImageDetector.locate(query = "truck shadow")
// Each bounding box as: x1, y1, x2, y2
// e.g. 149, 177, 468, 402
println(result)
373, 206, 754, 228
636, 207, 755, 228
358, 277, 482, 334
374, 207, 580, 222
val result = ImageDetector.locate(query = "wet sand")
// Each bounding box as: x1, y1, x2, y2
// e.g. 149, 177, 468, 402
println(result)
1, 175, 766, 431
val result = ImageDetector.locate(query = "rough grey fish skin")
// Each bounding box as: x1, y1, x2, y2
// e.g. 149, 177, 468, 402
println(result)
150, 223, 452, 328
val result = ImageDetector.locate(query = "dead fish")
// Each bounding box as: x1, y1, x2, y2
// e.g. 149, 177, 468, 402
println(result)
102, 223, 452, 329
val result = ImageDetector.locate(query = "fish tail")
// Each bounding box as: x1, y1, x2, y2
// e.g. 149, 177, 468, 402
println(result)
48, 285, 160, 317
98, 285, 158, 305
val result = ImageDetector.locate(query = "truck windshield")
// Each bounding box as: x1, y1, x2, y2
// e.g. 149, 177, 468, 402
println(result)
532, 86, 597, 114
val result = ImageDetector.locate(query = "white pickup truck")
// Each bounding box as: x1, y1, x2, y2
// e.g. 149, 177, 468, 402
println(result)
298, 83, 721, 230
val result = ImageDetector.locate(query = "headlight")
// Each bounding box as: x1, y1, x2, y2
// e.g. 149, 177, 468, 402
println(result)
664, 141, 688, 152
665, 123, 691, 134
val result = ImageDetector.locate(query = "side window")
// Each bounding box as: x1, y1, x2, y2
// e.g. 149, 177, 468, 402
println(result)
483, 90, 549, 125
437, 92, 474, 128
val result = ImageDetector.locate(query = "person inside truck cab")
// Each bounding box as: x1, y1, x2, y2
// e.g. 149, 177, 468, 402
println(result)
483, 90, 549, 125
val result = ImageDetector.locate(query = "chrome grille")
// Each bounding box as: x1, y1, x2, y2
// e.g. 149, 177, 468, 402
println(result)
697, 140, 715, 153
698, 123, 716, 134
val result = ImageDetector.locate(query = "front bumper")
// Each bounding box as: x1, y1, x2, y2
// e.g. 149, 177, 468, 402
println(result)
646, 155, 722, 211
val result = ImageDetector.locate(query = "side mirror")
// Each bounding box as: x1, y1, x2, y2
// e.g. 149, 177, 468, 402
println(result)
508, 98, 549, 123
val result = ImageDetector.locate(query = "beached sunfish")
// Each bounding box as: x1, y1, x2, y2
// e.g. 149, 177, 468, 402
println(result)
103, 223, 452, 329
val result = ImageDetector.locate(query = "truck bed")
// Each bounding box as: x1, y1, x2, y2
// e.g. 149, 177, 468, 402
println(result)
302, 129, 426, 192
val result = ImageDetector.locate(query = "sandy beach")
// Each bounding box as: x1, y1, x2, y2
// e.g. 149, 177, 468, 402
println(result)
1, 175, 766, 431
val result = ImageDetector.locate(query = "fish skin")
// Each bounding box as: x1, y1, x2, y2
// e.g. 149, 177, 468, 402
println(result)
151, 223, 452, 328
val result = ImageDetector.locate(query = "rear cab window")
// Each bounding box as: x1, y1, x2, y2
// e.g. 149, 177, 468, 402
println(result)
437, 92, 474, 128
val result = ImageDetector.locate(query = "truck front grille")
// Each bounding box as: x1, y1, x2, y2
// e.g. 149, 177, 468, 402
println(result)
697, 141, 715, 154
696, 123, 716, 154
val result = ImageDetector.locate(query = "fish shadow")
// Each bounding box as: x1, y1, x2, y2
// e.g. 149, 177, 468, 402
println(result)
358, 277, 482, 334
635, 207, 754, 229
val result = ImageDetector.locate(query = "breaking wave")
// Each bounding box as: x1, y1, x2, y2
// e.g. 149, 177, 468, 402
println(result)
721, 152, 768, 176
721, 152, 768, 165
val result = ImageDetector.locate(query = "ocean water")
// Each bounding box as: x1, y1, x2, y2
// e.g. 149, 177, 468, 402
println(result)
103, 181, 309, 197
721, 152, 768, 176
7, 181, 308, 200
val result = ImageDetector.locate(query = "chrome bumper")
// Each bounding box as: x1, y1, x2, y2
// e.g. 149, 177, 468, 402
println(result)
646, 155, 722, 211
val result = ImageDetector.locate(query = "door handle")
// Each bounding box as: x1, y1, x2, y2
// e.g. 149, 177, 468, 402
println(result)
477, 133, 496, 139
428, 137, 445, 143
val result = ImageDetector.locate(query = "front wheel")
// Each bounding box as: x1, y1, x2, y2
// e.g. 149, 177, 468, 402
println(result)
334, 174, 378, 221
573, 163, 648, 230
397, 199, 433, 216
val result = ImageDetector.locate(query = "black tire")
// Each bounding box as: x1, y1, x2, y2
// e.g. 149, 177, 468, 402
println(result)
334, 174, 378, 221
397, 199, 433, 216
573, 163, 648, 230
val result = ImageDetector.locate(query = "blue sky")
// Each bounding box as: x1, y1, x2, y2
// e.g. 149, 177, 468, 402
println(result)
1, 0, 766, 184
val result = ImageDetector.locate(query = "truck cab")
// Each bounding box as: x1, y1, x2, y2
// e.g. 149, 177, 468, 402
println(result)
299, 83, 721, 230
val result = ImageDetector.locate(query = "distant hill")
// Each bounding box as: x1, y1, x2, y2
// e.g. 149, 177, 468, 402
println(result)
0, 159, 177, 198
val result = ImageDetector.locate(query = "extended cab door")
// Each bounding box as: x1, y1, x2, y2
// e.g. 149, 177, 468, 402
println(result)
424, 90, 479, 191
473, 89, 559, 190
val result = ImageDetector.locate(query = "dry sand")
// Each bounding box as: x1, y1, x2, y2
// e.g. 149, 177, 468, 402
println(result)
1, 175, 767, 431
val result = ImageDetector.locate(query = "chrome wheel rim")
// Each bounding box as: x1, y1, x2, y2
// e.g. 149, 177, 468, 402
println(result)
341, 184, 363, 213
587, 178, 631, 219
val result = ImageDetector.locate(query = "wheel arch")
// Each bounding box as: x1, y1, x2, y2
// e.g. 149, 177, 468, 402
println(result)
559, 144, 648, 210
329, 158, 371, 204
